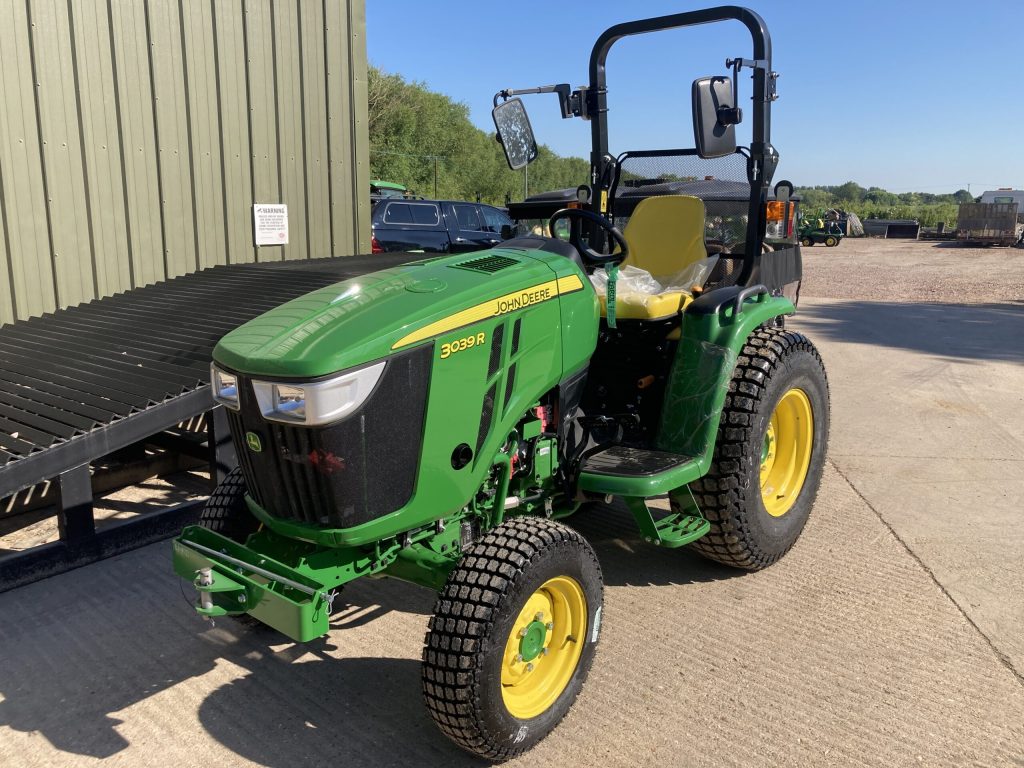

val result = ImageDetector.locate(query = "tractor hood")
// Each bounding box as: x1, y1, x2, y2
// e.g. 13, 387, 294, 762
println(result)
213, 249, 569, 378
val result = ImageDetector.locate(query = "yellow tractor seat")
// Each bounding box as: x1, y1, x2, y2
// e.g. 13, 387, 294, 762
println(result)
599, 195, 708, 321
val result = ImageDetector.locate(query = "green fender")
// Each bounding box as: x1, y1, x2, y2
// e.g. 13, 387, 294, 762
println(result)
655, 288, 794, 475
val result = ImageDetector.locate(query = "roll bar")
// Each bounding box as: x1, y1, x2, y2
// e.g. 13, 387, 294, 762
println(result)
586, 6, 776, 286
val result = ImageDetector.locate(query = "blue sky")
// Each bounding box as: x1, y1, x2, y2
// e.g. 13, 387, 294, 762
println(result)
368, 0, 1023, 193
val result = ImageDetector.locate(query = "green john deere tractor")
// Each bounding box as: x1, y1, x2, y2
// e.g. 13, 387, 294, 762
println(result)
174, 6, 828, 760
799, 217, 844, 247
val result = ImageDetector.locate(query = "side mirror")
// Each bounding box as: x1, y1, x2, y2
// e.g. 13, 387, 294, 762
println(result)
500, 224, 516, 240
691, 76, 739, 159
492, 98, 538, 170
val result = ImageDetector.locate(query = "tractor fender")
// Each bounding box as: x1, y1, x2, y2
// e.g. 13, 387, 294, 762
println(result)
655, 286, 794, 475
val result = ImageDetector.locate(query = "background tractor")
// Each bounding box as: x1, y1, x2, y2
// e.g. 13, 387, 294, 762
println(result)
799, 214, 844, 247
174, 5, 829, 761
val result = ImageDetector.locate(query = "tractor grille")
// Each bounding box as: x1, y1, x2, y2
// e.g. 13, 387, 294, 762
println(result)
229, 345, 432, 529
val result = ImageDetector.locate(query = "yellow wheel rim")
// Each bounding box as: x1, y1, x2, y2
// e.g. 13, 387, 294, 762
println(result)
501, 576, 587, 720
760, 388, 813, 517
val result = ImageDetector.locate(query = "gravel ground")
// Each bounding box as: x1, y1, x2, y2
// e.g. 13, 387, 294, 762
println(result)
799, 237, 1024, 303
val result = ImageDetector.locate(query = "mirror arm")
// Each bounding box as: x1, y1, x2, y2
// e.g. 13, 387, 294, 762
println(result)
494, 84, 567, 110
725, 57, 768, 72
725, 57, 780, 104
726, 57, 744, 114
492, 85, 591, 120
493, 87, 559, 108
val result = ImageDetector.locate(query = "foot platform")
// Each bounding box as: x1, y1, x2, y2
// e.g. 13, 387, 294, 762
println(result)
642, 508, 710, 547
577, 446, 701, 497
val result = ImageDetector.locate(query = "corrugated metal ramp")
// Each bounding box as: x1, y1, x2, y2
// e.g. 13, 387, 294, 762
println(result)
0, 253, 415, 590
0, 253, 410, 500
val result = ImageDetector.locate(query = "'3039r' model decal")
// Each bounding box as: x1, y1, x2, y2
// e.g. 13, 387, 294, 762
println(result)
440, 332, 486, 359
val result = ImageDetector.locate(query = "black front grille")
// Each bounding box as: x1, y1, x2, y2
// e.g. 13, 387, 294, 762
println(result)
229, 345, 432, 529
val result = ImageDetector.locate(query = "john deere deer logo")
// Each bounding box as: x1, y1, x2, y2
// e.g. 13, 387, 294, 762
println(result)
246, 432, 262, 452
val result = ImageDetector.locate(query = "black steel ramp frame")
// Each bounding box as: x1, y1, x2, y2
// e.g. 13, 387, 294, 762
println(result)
0, 253, 413, 590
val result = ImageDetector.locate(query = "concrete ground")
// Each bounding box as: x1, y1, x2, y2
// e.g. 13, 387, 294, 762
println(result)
1, 239, 1022, 766
796, 237, 1024, 679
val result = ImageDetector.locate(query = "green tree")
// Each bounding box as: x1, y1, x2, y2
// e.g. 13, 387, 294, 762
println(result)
367, 66, 588, 205
368, 67, 969, 228
833, 181, 866, 203
797, 187, 833, 209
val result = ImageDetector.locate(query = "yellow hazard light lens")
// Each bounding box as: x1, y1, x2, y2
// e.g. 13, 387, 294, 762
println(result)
765, 200, 796, 239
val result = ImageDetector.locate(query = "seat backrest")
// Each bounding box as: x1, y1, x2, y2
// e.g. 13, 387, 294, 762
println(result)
621, 195, 707, 280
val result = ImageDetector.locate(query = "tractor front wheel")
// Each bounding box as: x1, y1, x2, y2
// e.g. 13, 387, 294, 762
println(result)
686, 327, 829, 570
197, 466, 259, 543
195, 467, 267, 629
800, 236, 813, 247
422, 517, 603, 760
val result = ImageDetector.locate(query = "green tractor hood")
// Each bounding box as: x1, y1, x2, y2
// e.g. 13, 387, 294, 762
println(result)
214, 250, 569, 378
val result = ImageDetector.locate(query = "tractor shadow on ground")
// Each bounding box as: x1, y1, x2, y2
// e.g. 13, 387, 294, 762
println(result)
0, 523, 739, 767
568, 499, 744, 588
0, 543, 447, 765
795, 300, 1024, 364
197, 653, 481, 768
0, 571, 287, 760
0, 505, 753, 767
197, 507, 740, 768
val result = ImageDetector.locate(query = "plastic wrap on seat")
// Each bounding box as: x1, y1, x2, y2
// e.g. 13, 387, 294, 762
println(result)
589, 258, 718, 319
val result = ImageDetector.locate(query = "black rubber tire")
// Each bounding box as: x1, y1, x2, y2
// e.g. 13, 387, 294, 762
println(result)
197, 467, 259, 544
195, 467, 268, 631
825, 235, 839, 247
800, 236, 813, 247
422, 517, 603, 761
686, 328, 830, 570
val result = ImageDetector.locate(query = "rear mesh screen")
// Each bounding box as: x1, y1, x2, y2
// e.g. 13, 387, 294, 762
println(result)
611, 149, 755, 288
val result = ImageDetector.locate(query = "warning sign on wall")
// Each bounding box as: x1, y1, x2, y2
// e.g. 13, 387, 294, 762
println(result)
253, 204, 289, 246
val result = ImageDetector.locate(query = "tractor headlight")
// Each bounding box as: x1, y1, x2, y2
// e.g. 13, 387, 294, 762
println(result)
210, 364, 240, 410
252, 361, 386, 426
272, 384, 307, 421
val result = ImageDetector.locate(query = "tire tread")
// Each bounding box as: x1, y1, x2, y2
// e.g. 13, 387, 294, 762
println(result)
688, 327, 829, 570
421, 517, 601, 760
198, 467, 258, 542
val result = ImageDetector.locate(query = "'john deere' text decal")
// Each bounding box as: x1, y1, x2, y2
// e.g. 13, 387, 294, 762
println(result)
392, 274, 583, 349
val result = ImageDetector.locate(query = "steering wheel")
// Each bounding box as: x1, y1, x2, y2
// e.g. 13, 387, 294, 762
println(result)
548, 208, 628, 266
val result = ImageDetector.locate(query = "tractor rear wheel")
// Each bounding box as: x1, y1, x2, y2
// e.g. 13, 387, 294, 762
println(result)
197, 467, 259, 543
686, 327, 829, 570
825, 235, 839, 247
422, 517, 603, 760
